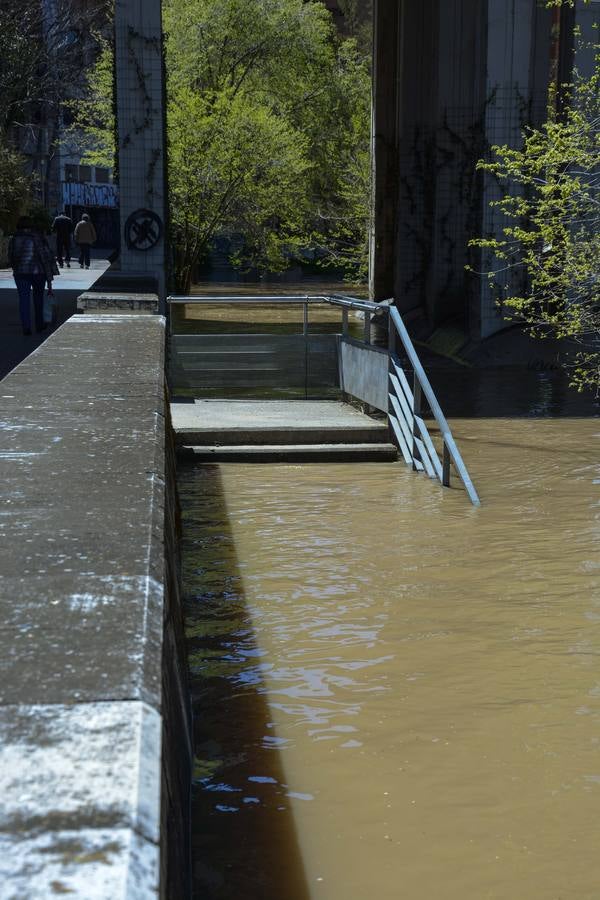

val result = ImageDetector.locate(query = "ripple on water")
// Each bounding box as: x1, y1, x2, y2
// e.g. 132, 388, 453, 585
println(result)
181, 411, 600, 900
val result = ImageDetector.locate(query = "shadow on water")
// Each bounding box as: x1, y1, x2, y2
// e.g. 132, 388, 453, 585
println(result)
178, 463, 311, 900
428, 367, 600, 419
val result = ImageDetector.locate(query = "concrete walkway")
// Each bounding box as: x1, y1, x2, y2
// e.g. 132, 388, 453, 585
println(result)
0, 258, 110, 380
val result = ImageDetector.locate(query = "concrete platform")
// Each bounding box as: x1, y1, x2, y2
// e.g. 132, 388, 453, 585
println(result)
171, 400, 388, 440
171, 399, 395, 461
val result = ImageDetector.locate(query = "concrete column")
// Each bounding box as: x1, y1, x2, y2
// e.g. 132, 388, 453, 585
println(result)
477, 0, 540, 339
114, 0, 167, 300
372, 0, 555, 340
369, 0, 401, 301
572, 0, 599, 78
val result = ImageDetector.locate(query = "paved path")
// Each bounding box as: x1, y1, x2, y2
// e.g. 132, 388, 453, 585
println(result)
0, 258, 110, 380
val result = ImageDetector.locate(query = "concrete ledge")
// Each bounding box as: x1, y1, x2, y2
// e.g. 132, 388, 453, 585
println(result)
77, 292, 159, 314
0, 315, 191, 898
0, 829, 159, 899
0, 702, 161, 839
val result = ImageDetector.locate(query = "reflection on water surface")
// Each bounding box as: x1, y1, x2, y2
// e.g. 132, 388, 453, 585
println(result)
180, 376, 600, 900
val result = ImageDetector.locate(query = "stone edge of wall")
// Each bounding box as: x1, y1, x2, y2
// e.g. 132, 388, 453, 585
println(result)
0, 312, 191, 898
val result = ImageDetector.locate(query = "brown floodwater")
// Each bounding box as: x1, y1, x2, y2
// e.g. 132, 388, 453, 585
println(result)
179, 373, 600, 900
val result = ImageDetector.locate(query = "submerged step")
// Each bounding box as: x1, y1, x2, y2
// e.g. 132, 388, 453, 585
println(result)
174, 425, 389, 447
177, 443, 399, 463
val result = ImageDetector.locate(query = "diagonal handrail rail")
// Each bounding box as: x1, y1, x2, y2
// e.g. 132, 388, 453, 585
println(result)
387, 307, 480, 506
166, 294, 480, 505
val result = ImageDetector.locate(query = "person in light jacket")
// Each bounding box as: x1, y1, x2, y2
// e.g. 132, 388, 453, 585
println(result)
74, 213, 97, 269
8, 217, 59, 335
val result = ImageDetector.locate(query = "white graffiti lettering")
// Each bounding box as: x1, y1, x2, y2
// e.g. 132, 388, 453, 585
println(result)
62, 182, 120, 209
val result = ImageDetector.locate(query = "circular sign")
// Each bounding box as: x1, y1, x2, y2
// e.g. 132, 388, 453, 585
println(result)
124, 209, 163, 251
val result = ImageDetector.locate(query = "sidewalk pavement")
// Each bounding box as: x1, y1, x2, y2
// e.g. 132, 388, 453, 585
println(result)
0, 258, 110, 381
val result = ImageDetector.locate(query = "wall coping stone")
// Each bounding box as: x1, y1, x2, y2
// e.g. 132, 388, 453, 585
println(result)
0, 314, 190, 898
77, 293, 160, 314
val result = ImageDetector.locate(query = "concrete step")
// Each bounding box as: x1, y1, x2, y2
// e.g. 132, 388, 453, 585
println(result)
174, 425, 389, 447
177, 443, 399, 463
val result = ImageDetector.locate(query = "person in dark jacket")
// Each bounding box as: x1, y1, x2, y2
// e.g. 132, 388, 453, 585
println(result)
74, 213, 96, 269
52, 210, 73, 267
8, 217, 59, 336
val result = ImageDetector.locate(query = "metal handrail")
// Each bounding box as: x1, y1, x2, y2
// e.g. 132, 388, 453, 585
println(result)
388, 307, 480, 506
167, 293, 381, 312
166, 293, 480, 505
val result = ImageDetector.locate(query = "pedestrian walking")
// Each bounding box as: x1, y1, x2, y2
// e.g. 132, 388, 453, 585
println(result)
52, 210, 73, 268
74, 213, 96, 269
8, 217, 59, 336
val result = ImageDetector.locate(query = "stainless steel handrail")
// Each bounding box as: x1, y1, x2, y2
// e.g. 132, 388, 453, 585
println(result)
168, 294, 318, 303
167, 293, 380, 312
388, 307, 480, 506
166, 294, 480, 505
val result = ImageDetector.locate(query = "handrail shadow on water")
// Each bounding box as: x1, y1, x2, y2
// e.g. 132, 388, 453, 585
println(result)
178, 462, 311, 900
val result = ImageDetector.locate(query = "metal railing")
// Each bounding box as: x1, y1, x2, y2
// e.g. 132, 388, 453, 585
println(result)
386, 307, 480, 506
167, 294, 480, 505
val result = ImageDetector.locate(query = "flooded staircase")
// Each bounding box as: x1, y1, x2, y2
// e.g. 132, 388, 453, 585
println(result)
172, 400, 398, 463
167, 293, 479, 504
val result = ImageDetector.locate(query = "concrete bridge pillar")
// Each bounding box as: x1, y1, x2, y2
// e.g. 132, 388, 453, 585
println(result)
114, 0, 167, 300
476, 0, 546, 338
370, 0, 556, 341
369, 0, 400, 302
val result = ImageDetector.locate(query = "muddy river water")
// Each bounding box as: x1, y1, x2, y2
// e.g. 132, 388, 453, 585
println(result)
179, 372, 600, 900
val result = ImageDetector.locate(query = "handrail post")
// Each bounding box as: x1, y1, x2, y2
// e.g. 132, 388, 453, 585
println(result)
387, 316, 395, 444
342, 308, 349, 337
364, 310, 371, 345
442, 442, 451, 487
387, 314, 395, 355
303, 300, 309, 400
412, 376, 422, 472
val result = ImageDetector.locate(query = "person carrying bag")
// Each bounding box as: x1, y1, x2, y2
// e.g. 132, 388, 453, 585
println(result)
8, 217, 59, 336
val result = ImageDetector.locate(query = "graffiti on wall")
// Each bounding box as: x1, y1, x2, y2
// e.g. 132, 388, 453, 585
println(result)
62, 182, 120, 209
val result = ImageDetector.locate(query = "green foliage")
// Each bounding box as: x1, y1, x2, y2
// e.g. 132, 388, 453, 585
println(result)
0, 143, 32, 233
0, 0, 113, 230
308, 37, 371, 280
64, 35, 116, 171
0, 2, 40, 134
168, 86, 311, 289
27, 203, 53, 235
164, 0, 371, 289
73, 0, 371, 291
470, 41, 600, 394
336, 0, 373, 55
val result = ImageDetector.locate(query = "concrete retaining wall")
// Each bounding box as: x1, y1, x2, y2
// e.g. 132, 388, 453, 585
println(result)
0, 315, 191, 898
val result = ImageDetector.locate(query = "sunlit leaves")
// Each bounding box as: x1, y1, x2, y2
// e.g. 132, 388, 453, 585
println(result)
71, 0, 371, 290
470, 39, 600, 393
0, 143, 32, 232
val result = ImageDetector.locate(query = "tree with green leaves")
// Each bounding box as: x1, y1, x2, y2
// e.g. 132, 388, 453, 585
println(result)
470, 13, 599, 394
0, 0, 110, 234
73, 0, 371, 291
